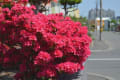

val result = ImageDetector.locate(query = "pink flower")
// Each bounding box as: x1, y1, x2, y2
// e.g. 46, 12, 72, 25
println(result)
24, 41, 32, 46
33, 42, 40, 52
28, 35, 37, 41
37, 71, 45, 78
30, 5, 36, 10
0, 3, 92, 80
3, 57, 10, 64
34, 51, 52, 65
37, 68, 56, 78
46, 68, 56, 77
20, 64, 26, 72
56, 62, 80, 74
53, 49, 63, 58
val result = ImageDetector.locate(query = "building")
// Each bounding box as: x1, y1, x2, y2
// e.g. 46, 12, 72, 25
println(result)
96, 17, 111, 31
74, 9, 80, 18
88, 8, 115, 21
45, 1, 80, 18
67, 8, 80, 18
88, 8, 115, 31
45, 1, 65, 15
68, 8, 80, 18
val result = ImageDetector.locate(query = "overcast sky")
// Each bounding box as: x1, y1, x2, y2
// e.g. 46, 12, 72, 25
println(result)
78, 0, 120, 17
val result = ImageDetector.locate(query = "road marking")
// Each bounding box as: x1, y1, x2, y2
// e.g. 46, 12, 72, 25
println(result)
88, 58, 120, 61
87, 72, 115, 80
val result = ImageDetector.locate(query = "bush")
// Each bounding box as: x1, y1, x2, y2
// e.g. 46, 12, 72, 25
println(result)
0, 3, 91, 80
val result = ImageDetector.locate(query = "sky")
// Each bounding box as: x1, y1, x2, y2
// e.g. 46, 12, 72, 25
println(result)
78, 0, 120, 17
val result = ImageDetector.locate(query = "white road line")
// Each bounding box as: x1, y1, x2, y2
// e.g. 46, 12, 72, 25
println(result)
87, 72, 115, 80
88, 58, 120, 61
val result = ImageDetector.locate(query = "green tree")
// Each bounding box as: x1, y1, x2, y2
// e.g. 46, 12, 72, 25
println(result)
70, 16, 88, 26
59, 0, 82, 16
111, 19, 117, 24
110, 19, 117, 31
119, 19, 120, 24
29, 0, 53, 13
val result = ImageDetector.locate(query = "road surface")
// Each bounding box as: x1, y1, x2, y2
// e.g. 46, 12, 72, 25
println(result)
86, 32, 120, 80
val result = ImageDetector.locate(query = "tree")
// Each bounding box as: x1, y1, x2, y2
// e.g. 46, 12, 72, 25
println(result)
111, 19, 117, 24
70, 16, 88, 26
29, 0, 50, 13
0, 0, 57, 14
110, 19, 117, 31
59, 0, 82, 16
29, 0, 57, 13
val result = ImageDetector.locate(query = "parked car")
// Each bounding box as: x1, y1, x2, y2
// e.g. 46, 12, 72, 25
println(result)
115, 24, 120, 32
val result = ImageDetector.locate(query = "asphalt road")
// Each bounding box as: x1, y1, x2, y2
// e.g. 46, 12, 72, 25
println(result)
86, 31, 120, 80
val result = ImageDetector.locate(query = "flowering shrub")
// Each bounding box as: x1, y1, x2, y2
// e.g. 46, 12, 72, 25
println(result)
56, 62, 80, 74
0, 3, 91, 80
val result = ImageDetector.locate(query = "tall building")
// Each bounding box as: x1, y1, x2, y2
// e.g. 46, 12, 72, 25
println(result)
88, 8, 115, 20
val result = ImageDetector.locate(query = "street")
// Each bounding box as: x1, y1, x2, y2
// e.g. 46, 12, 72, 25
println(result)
86, 31, 120, 80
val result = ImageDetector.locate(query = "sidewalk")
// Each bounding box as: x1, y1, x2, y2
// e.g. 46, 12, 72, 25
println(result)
90, 31, 109, 52
90, 39, 109, 51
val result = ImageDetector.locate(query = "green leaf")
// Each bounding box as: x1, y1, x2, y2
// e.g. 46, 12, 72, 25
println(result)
41, 77, 45, 80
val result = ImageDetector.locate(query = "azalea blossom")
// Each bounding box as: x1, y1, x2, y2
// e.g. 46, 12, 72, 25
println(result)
0, 3, 91, 80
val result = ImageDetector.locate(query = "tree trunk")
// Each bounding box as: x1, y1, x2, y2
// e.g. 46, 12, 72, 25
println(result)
64, 0, 68, 17
35, 3, 39, 14
64, 3, 68, 16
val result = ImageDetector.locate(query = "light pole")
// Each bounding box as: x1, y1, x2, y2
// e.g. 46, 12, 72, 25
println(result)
99, 0, 102, 40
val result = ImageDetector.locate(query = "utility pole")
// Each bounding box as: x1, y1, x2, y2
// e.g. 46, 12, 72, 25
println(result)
96, 0, 98, 22
99, 0, 102, 40
95, 0, 98, 36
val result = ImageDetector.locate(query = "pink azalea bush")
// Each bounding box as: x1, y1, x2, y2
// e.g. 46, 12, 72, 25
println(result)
0, 3, 92, 80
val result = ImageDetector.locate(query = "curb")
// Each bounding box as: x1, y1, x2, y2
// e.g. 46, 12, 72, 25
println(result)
87, 72, 115, 80
90, 40, 94, 48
